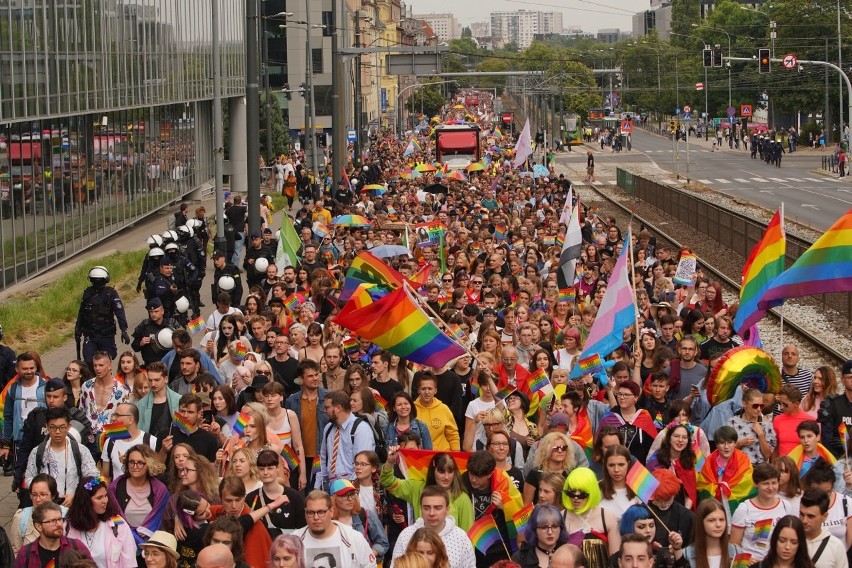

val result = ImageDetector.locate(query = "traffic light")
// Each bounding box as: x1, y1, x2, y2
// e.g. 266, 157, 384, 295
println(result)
759, 49, 771, 74
669, 120, 677, 134
713, 46, 723, 67
703, 49, 712, 68
284, 83, 291, 100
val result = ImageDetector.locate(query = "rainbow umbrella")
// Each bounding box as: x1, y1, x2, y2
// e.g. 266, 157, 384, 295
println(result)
400, 169, 421, 180
415, 163, 437, 173
466, 162, 485, 173
361, 183, 388, 196
446, 170, 468, 182
331, 214, 373, 228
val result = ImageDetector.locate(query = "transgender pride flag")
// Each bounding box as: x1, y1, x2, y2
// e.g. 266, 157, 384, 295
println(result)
570, 233, 637, 379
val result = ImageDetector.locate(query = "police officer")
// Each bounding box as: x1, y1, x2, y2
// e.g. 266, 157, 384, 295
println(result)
75, 266, 130, 366
177, 224, 205, 314
131, 297, 180, 366
243, 232, 275, 288
211, 250, 243, 306
146, 256, 180, 319
164, 242, 197, 323
136, 235, 164, 293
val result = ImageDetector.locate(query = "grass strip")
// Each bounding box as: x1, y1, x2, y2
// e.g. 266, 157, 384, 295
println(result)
0, 249, 148, 354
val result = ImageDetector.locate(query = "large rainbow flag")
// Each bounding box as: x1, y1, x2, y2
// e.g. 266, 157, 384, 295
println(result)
334, 286, 466, 368
733, 209, 786, 335
339, 251, 405, 304
759, 210, 852, 306
398, 448, 471, 481
697, 448, 755, 516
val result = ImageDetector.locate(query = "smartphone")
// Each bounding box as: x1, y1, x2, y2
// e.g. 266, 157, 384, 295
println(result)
203, 410, 214, 424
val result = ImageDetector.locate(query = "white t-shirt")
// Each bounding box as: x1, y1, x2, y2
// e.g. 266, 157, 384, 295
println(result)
731, 497, 792, 560
465, 398, 496, 444
296, 522, 376, 568
807, 531, 849, 568
101, 431, 158, 478
824, 492, 852, 544
600, 487, 639, 523
19, 383, 38, 423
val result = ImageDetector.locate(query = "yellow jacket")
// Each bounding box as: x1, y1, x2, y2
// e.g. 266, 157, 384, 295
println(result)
414, 397, 460, 451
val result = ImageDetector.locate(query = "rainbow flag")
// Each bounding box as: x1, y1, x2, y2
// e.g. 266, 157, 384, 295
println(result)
172, 411, 195, 435
570, 234, 635, 379
693, 443, 707, 471
840, 422, 849, 446
732, 554, 752, 568
543, 236, 556, 246
102, 422, 131, 441
512, 238, 524, 250
733, 210, 786, 335
512, 503, 534, 537
626, 461, 660, 503
339, 251, 406, 304
558, 288, 576, 303
407, 265, 432, 287
752, 518, 773, 548
284, 293, 304, 311
494, 126, 503, 138
234, 343, 247, 361
187, 316, 205, 335
334, 286, 466, 369
467, 514, 502, 554
374, 393, 388, 412
578, 353, 604, 375
528, 369, 552, 395
349, 283, 378, 310
760, 210, 852, 309
447, 323, 466, 341
281, 445, 300, 469
494, 224, 507, 241
398, 448, 470, 481
555, 235, 564, 248
313, 224, 330, 239
45, 560, 55, 568
232, 411, 251, 437
342, 337, 360, 356
311, 456, 322, 477
494, 383, 516, 401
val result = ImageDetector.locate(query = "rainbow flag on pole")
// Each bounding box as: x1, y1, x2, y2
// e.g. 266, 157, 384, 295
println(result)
284, 293, 304, 311
625, 461, 660, 503
839, 422, 849, 446
342, 337, 360, 356
494, 383, 516, 401
232, 411, 251, 437
234, 343, 247, 361
172, 411, 195, 435
334, 286, 466, 369
467, 515, 503, 554
578, 353, 604, 375
558, 288, 576, 303
187, 316, 205, 335
494, 224, 507, 241
759, 210, 852, 309
732, 553, 752, 568
280, 445, 300, 469
733, 210, 786, 334
528, 369, 552, 395
512, 503, 534, 537
339, 251, 406, 304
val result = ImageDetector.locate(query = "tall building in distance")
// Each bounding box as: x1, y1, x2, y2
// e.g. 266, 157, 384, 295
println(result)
411, 13, 460, 42
489, 10, 563, 50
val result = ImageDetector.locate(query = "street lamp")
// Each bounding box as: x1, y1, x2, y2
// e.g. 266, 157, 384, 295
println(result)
397, 80, 458, 135
692, 23, 733, 107
261, 12, 293, 162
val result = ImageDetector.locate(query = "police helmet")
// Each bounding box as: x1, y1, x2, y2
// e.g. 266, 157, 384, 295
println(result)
164, 242, 179, 253
88, 266, 110, 284
149, 247, 165, 258
147, 234, 164, 248
218, 275, 236, 291
188, 219, 203, 230
177, 225, 194, 239
175, 296, 190, 313
255, 257, 269, 273
161, 230, 178, 243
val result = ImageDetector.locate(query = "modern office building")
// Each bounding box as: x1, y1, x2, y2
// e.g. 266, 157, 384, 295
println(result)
0, 0, 247, 289
490, 10, 563, 50
412, 12, 460, 42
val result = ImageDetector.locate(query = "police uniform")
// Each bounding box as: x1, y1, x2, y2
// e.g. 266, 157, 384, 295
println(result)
243, 232, 275, 288
147, 258, 180, 319
131, 298, 180, 366
178, 229, 206, 314
212, 252, 243, 306
75, 270, 129, 365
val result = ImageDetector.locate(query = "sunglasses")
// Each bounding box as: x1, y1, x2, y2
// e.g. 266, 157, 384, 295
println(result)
551, 445, 568, 453
750, 403, 763, 410
564, 490, 589, 500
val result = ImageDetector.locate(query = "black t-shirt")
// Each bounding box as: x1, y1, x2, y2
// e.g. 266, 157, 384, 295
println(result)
224, 206, 247, 235
170, 428, 219, 463
370, 378, 403, 405
245, 486, 307, 538
268, 356, 300, 397
177, 525, 209, 568
38, 544, 60, 568
150, 401, 172, 444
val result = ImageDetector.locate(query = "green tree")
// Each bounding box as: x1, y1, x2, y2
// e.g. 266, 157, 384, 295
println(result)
670, 0, 701, 49
462, 27, 472, 38
260, 93, 292, 158
405, 85, 446, 118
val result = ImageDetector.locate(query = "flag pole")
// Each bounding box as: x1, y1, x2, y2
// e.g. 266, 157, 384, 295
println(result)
779, 202, 785, 361
626, 218, 641, 344
403, 280, 475, 358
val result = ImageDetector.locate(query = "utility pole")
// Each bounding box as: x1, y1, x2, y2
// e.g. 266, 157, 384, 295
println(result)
262, 12, 272, 163
839, 0, 845, 143
331, 0, 344, 190
212, 0, 225, 252
304, 0, 320, 183
246, 0, 261, 234
354, 13, 363, 163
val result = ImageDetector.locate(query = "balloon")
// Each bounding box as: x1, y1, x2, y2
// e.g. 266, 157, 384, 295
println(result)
706, 346, 782, 405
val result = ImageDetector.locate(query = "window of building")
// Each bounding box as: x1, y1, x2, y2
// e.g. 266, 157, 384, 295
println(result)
312, 49, 323, 74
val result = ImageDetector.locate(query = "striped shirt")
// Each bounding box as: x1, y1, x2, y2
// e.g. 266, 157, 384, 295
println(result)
783, 368, 814, 398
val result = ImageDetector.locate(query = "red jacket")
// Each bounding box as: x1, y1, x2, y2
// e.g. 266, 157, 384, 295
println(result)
495, 364, 532, 398
211, 504, 272, 568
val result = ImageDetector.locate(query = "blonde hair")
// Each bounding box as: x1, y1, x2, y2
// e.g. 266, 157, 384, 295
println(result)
227, 447, 260, 485
394, 553, 433, 568
533, 431, 576, 472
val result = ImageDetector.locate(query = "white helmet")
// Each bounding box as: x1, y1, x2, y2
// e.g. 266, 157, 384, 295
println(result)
188, 218, 203, 230
254, 257, 269, 273
161, 230, 178, 243
155, 328, 174, 349
88, 266, 110, 283
218, 275, 235, 291
164, 242, 179, 253
177, 225, 194, 238
147, 234, 164, 248
175, 296, 190, 313
148, 247, 165, 258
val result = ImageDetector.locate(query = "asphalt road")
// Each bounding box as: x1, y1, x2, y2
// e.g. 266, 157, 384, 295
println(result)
555, 128, 849, 231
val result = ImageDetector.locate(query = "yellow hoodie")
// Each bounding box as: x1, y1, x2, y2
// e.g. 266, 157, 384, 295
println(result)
414, 397, 460, 451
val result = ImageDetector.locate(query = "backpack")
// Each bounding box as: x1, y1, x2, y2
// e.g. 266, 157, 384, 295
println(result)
103, 433, 153, 479
35, 437, 83, 481
324, 415, 388, 463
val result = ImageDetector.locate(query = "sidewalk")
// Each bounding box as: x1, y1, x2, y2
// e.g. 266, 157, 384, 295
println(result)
0, 190, 287, 534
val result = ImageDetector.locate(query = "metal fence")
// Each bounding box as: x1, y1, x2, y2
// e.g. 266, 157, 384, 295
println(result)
618, 168, 852, 324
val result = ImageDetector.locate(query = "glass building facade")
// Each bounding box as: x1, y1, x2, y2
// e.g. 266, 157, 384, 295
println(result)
0, 0, 246, 289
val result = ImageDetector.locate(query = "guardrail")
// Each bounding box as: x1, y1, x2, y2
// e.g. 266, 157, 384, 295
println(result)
617, 168, 852, 326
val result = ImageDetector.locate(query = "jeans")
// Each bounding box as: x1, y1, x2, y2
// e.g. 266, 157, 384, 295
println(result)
232, 233, 244, 266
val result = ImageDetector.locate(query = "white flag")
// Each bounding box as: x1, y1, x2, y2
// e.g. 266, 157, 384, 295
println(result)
512, 119, 533, 168
557, 187, 583, 289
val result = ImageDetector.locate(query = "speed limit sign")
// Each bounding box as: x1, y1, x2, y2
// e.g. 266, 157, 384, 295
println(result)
782, 54, 798, 69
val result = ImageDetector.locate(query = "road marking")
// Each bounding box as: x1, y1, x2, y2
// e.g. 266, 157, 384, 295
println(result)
592, 181, 605, 185
768, 177, 787, 183
803, 177, 824, 183
606, 180, 617, 185
698, 179, 711, 184
733, 178, 750, 183
750, 177, 769, 182
787, 178, 803, 182
571, 181, 586, 186
802, 204, 820, 209
715, 179, 731, 184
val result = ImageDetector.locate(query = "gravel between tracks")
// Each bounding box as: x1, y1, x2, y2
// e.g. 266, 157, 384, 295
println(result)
555, 157, 851, 370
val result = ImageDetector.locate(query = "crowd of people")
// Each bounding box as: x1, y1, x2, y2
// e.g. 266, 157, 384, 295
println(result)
0, 90, 851, 568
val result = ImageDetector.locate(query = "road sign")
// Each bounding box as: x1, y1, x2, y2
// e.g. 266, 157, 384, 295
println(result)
729, 117, 736, 124
726, 106, 736, 117
502, 112, 514, 124
347, 130, 357, 142
682, 112, 693, 122
782, 54, 798, 69
683, 105, 692, 113
695, 83, 704, 91
621, 120, 633, 133
741, 104, 753, 117
675, 107, 680, 116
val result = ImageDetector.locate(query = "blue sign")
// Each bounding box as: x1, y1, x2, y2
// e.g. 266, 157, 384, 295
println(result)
682, 112, 692, 122
347, 130, 357, 142
381, 88, 387, 112
675, 107, 681, 116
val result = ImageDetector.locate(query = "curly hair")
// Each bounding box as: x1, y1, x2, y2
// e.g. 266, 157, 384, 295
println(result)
533, 431, 575, 473
66, 477, 122, 532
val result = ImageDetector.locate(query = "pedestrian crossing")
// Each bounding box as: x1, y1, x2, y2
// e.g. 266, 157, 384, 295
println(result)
696, 176, 842, 185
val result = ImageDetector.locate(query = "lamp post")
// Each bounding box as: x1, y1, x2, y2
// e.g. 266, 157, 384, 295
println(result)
261, 11, 293, 163
246, 0, 261, 234
212, 0, 225, 252
397, 80, 458, 134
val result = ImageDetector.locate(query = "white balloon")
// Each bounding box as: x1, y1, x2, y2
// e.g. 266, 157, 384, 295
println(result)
254, 257, 269, 273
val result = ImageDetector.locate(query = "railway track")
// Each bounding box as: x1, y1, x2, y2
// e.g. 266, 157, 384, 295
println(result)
580, 183, 848, 370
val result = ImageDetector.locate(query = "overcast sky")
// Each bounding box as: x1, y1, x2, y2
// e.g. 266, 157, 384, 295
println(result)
407, 0, 651, 34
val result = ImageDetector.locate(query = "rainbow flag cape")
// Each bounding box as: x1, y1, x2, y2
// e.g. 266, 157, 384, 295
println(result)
626, 461, 660, 503
697, 448, 755, 516
232, 411, 251, 437
339, 251, 406, 304
342, 337, 360, 356
528, 369, 553, 395
172, 411, 194, 435
786, 442, 837, 473
234, 343, 247, 361
334, 286, 466, 368
281, 445, 300, 469
732, 553, 752, 568
752, 518, 773, 549
187, 316, 205, 335
398, 448, 470, 482
733, 210, 786, 334
759, 210, 852, 308
558, 288, 576, 303
284, 293, 304, 311
467, 514, 502, 554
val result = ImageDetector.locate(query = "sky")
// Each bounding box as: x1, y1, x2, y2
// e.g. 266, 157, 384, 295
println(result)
407, 0, 652, 35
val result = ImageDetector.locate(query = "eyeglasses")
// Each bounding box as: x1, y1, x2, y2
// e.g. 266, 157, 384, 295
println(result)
305, 509, 329, 517
564, 490, 589, 500
37, 518, 64, 526
537, 524, 561, 532
339, 492, 358, 499
128, 460, 147, 469
442, 278, 454, 282
551, 445, 568, 453
615, 393, 635, 399
354, 461, 371, 467
482, 422, 501, 428
141, 549, 165, 559
177, 468, 197, 476
471, 280, 483, 285
47, 425, 68, 432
